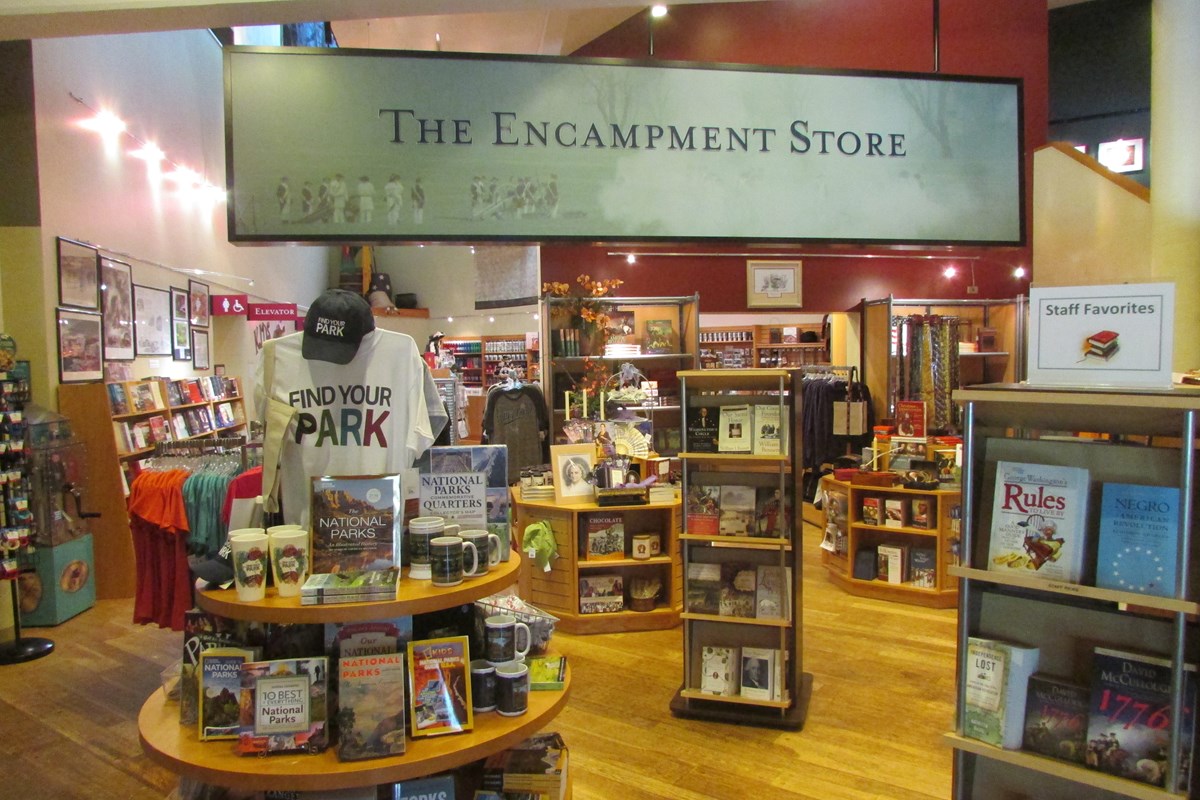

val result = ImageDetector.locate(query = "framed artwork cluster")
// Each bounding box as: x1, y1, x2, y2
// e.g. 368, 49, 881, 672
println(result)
54, 236, 213, 381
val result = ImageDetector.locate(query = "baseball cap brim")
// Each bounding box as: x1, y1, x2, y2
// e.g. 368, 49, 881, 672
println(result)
189, 553, 234, 588
302, 334, 360, 365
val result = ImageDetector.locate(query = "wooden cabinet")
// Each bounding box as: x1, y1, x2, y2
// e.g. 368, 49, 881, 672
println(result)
698, 326, 754, 369
819, 476, 960, 608
669, 368, 810, 730
443, 338, 483, 389
539, 294, 698, 456
139, 554, 572, 792
482, 334, 536, 388
58, 376, 246, 600
947, 384, 1200, 800
511, 487, 682, 634
698, 322, 829, 371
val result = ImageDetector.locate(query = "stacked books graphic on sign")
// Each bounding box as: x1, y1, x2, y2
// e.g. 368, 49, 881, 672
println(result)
987, 461, 1089, 582
1083, 330, 1120, 361
1095, 482, 1180, 598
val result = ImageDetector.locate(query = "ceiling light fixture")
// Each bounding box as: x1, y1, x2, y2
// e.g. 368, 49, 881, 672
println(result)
1013, 266, 1026, 279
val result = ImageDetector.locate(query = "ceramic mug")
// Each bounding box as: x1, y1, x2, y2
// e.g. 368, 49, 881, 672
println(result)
632, 534, 653, 560
407, 516, 444, 580
484, 613, 531, 664
228, 529, 269, 602
495, 660, 530, 716
471, 659, 497, 712
429, 536, 479, 588
460, 529, 502, 577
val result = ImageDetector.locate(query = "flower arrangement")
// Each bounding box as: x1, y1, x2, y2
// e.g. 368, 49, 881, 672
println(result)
542, 274, 624, 335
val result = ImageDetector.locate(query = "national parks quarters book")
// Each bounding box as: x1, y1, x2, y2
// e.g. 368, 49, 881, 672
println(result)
1095, 482, 1181, 598
987, 461, 1089, 583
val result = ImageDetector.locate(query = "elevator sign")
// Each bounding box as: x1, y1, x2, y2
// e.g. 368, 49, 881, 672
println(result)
247, 303, 298, 321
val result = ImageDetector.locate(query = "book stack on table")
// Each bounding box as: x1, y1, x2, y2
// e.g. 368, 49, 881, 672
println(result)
299, 568, 399, 605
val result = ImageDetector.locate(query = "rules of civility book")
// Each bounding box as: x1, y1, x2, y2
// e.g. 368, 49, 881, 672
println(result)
1086, 647, 1196, 790
987, 461, 1090, 583
963, 637, 1040, 750
310, 474, 402, 575
236, 656, 330, 755
1095, 482, 1181, 598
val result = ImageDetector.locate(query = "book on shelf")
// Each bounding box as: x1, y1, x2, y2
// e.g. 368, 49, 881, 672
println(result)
894, 400, 927, 438
883, 497, 908, 528
482, 732, 569, 800
1022, 674, 1088, 764
909, 496, 934, 529
717, 561, 757, 618
300, 569, 399, 605
335, 652, 407, 761
112, 421, 131, 453
876, 543, 908, 584
327, 619, 411, 658
129, 420, 153, 450
717, 404, 753, 453
407, 636, 473, 738
751, 403, 787, 456
527, 655, 568, 691
987, 461, 1090, 582
753, 486, 791, 538
861, 496, 881, 526
236, 656, 330, 755
686, 406, 719, 453
717, 484, 755, 535
908, 546, 937, 588
781, 326, 798, 344
1094, 482, 1180, 598
148, 414, 171, 443
852, 547, 878, 581
700, 645, 740, 696
170, 414, 189, 440
106, 383, 129, 415
685, 484, 721, 535
755, 565, 791, 620
417, 444, 511, 559
740, 647, 782, 702
583, 512, 625, 561
198, 646, 260, 741
310, 474, 402, 574
129, 381, 161, 412
685, 562, 722, 615
963, 637, 1040, 750
643, 318, 677, 354
579, 573, 624, 614
1086, 647, 1196, 790
180, 610, 264, 726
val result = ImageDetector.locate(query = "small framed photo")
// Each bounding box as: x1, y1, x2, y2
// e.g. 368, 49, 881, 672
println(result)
188, 279, 210, 328
172, 318, 191, 361
56, 308, 104, 383
170, 286, 190, 321
192, 328, 211, 371
133, 284, 172, 356
57, 237, 100, 311
746, 260, 802, 308
1097, 137, 1144, 174
99, 256, 135, 361
550, 443, 595, 505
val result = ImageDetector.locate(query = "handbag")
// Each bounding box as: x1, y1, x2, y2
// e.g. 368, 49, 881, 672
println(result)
833, 367, 868, 437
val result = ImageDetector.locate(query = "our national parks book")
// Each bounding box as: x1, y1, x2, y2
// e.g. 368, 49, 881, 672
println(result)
336, 652, 408, 761
310, 474, 402, 574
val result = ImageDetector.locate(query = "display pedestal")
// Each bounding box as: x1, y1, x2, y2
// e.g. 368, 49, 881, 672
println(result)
0, 580, 54, 664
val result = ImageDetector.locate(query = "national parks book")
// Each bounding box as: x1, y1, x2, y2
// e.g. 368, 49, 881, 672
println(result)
417, 444, 511, 559
336, 653, 408, 761
198, 647, 260, 741
310, 474, 402, 574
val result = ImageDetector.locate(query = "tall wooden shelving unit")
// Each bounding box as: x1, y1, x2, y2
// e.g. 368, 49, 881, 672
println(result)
58, 377, 246, 599
947, 384, 1200, 800
138, 554, 573, 792
669, 368, 810, 730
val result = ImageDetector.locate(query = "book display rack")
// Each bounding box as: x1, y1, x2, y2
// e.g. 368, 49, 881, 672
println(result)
947, 384, 1200, 800
139, 553, 573, 792
669, 369, 810, 729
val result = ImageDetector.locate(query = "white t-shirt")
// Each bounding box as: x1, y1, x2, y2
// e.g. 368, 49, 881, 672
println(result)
255, 329, 448, 527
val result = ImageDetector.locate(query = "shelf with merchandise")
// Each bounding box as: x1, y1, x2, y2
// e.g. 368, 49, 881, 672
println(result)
671, 368, 809, 730
948, 384, 1200, 800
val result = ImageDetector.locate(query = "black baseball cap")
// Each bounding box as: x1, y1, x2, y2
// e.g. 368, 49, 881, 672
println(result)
302, 289, 375, 364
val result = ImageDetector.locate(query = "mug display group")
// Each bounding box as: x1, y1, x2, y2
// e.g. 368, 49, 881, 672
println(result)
429, 536, 479, 587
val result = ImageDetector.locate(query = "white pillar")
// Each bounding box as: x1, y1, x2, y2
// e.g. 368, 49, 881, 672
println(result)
1151, 0, 1200, 371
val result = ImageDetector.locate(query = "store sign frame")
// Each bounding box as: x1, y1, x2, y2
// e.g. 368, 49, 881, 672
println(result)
225, 47, 1024, 246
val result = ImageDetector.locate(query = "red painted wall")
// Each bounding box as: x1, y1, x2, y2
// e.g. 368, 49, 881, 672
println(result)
544, 0, 1047, 312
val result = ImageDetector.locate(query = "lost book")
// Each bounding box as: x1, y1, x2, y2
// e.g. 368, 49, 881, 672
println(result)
963, 637, 1040, 750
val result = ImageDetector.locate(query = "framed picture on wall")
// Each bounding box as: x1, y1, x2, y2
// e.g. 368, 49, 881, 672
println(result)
56, 308, 104, 383
189, 279, 210, 328
56, 237, 100, 311
172, 319, 191, 361
170, 286, 190, 321
746, 260, 802, 308
133, 284, 172, 356
99, 256, 135, 361
192, 328, 210, 371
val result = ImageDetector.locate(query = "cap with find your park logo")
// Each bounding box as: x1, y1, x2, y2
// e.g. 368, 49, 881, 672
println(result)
301, 289, 375, 364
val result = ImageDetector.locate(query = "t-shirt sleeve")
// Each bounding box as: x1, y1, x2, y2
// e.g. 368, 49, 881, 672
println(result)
405, 350, 446, 466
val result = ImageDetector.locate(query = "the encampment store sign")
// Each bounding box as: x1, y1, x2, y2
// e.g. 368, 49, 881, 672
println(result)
224, 47, 1023, 245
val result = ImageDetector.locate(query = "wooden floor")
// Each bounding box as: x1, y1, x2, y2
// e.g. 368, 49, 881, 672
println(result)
0, 519, 957, 800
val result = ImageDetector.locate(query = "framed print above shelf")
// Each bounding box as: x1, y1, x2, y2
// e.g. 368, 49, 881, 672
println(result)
133, 284, 172, 357
100, 256, 134, 361
171, 286, 189, 321
172, 319, 191, 362
57, 308, 104, 383
57, 237, 100, 311
747, 260, 802, 308
189, 279, 210, 328
192, 328, 210, 371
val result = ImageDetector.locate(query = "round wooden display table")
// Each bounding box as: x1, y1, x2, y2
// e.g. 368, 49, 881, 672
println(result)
138, 668, 570, 792
195, 556, 521, 623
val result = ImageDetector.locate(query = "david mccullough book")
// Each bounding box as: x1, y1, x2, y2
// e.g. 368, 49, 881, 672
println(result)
988, 461, 1089, 583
